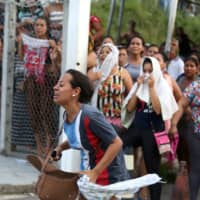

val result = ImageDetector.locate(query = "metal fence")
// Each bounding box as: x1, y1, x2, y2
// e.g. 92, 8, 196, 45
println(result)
1, 0, 63, 156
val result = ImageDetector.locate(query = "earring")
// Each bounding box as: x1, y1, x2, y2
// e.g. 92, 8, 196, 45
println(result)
72, 94, 76, 97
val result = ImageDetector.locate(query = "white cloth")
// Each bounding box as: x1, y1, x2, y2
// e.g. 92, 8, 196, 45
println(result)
21, 33, 50, 83
122, 56, 178, 128
78, 174, 162, 200
91, 43, 119, 106
21, 33, 50, 48
167, 56, 184, 80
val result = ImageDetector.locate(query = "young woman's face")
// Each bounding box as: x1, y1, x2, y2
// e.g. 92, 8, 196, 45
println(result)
119, 49, 128, 66
99, 46, 111, 63
53, 73, 77, 106
102, 37, 114, 45
143, 62, 153, 74
184, 60, 198, 78
128, 37, 144, 56
147, 46, 159, 57
34, 18, 48, 38
169, 39, 178, 58
153, 53, 165, 70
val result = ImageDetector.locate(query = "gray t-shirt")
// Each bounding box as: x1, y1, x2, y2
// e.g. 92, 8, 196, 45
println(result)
79, 104, 130, 184
125, 63, 141, 82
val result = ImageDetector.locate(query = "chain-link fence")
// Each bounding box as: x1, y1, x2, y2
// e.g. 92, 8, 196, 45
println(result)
1, 0, 63, 156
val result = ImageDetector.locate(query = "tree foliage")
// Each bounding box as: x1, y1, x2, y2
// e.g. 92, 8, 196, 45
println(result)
91, 0, 199, 46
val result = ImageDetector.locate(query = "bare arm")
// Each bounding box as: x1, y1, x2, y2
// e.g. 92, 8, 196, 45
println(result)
91, 21, 104, 41
94, 136, 122, 174
49, 46, 62, 71
127, 85, 139, 112
122, 68, 133, 93
171, 78, 182, 102
17, 35, 24, 60
149, 87, 161, 114
81, 136, 122, 183
87, 68, 101, 81
43, 5, 50, 19
171, 96, 189, 127
127, 75, 144, 112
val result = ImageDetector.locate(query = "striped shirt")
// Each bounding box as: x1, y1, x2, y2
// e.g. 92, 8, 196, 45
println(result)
97, 66, 125, 118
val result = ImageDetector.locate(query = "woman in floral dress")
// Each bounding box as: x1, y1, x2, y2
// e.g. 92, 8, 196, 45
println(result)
171, 80, 200, 200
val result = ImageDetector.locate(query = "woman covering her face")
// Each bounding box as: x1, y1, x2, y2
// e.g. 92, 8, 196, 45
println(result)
88, 43, 132, 133
122, 57, 178, 200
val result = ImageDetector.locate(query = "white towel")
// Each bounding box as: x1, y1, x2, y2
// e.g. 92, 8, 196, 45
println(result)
122, 57, 178, 128
78, 173, 162, 200
22, 33, 49, 48
91, 43, 119, 107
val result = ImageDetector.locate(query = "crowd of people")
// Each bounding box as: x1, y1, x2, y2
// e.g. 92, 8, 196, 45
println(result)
0, 0, 200, 200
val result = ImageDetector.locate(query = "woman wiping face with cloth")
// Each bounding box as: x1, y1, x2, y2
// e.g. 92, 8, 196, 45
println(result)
88, 43, 132, 134
121, 56, 178, 200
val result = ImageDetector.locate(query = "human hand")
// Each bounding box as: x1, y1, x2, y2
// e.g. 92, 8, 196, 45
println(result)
168, 124, 178, 138
16, 33, 22, 43
147, 74, 154, 88
49, 48, 57, 60
49, 47, 62, 65
96, 71, 102, 80
137, 75, 145, 85
79, 169, 99, 183
23, 19, 34, 25
49, 39, 56, 48
51, 146, 62, 161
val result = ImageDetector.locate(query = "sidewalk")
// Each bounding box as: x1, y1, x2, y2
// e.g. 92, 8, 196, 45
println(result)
0, 154, 39, 194
1, 153, 199, 199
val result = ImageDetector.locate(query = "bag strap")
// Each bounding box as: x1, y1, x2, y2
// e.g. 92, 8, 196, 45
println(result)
147, 104, 156, 133
41, 118, 65, 172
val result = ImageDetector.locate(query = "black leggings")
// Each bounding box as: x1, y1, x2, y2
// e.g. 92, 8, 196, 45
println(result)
120, 124, 162, 200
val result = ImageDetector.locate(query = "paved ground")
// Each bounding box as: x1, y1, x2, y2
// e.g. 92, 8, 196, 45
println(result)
0, 154, 39, 194
0, 153, 199, 200
0, 186, 174, 200
0, 194, 38, 200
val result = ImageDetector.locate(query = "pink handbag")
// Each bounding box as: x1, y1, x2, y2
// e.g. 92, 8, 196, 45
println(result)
154, 130, 172, 155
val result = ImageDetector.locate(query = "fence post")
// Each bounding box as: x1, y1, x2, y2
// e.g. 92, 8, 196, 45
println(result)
106, 0, 116, 36
59, 0, 91, 171
0, 1, 16, 153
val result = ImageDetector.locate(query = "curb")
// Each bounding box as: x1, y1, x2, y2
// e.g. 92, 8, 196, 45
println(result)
0, 184, 35, 195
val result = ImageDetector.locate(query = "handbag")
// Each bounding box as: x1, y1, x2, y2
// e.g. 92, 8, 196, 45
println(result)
148, 107, 172, 155
154, 130, 172, 155
27, 154, 84, 200
27, 121, 86, 200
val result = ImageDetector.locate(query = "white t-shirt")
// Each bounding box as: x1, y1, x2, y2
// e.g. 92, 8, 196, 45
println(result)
167, 56, 184, 80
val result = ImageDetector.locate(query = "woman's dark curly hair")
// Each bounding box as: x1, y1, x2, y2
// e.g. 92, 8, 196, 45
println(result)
66, 69, 94, 103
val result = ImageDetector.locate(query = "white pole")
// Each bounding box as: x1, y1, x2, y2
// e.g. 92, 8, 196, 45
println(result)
62, 0, 90, 74
60, 0, 91, 171
0, 1, 16, 153
164, 0, 178, 54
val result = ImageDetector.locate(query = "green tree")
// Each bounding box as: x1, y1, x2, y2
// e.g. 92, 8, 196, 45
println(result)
91, 0, 200, 47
